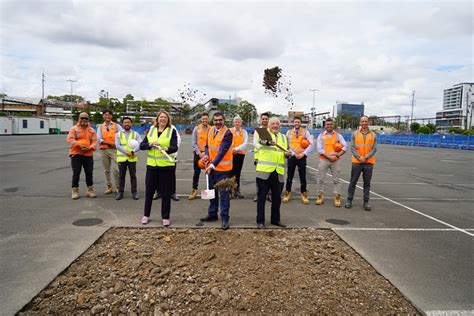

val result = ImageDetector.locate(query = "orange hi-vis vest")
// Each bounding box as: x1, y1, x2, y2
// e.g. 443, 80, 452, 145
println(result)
67, 124, 96, 157
319, 131, 339, 159
231, 127, 245, 155
100, 122, 118, 149
196, 124, 209, 152
352, 130, 376, 164
208, 126, 233, 172
289, 128, 307, 154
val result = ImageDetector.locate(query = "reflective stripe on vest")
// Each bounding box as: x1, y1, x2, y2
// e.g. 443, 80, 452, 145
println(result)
256, 130, 287, 175
289, 128, 306, 154
352, 130, 376, 164
100, 122, 118, 149
231, 127, 245, 155
319, 131, 338, 159
208, 126, 233, 172
117, 131, 138, 163
146, 127, 175, 167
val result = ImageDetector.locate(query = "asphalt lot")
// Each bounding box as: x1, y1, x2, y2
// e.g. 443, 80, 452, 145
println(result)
0, 133, 473, 315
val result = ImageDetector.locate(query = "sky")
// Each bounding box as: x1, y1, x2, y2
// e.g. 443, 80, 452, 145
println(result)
1, 0, 473, 119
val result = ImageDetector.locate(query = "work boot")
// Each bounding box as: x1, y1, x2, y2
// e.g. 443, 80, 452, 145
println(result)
86, 186, 97, 198
188, 189, 197, 200
104, 184, 114, 194
315, 192, 324, 205
115, 192, 123, 200
345, 200, 353, 209
153, 192, 161, 200
334, 194, 342, 207
301, 192, 309, 205
282, 191, 291, 203
171, 194, 180, 201
363, 201, 371, 211
71, 187, 79, 200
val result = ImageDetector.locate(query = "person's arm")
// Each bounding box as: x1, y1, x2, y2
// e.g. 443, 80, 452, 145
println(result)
365, 133, 377, 158
174, 126, 182, 148
115, 132, 128, 155
67, 128, 80, 149
133, 132, 142, 152
211, 130, 233, 167
96, 124, 103, 145
191, 127, 200, 155
140, 133, 151, 151
317, 134, 325, 155
303, 130, 314, 156
351, 132, 361, 160
166, 129, 178, 154
89, 129, 97, 151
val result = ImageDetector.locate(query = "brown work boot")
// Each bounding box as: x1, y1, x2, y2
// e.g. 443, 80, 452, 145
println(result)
315, 192, 324, 205
334, 194, 342, 207
86, 186, 97, 198
188, 188, 197, 200
282, 191, 291, 203
104, 184, 114, 194
71, 187, 79, 200
301, 192, 309, 205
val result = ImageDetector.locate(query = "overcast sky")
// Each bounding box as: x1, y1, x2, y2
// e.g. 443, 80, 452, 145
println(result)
1, 0, 472, 118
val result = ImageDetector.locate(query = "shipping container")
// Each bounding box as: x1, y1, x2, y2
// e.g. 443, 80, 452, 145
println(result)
12, 117, 50, 135
0, 117, 13, 135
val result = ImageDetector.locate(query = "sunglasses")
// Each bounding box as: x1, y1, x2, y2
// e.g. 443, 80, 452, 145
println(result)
80, 117, 89, 120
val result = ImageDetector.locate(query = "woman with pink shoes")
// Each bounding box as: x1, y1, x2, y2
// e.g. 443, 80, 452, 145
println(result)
139, 111, 178, 227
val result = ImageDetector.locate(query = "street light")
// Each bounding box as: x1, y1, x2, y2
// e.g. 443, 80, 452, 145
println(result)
66, 79, 77, 102
310, 88, 319, 128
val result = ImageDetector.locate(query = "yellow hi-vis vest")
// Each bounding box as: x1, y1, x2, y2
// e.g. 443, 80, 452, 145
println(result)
146, 127, 176, 167
256, 130, 288, 175
117, 131, 139, 163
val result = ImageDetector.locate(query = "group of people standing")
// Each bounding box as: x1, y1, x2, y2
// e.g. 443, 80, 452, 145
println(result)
67, 109, 377, 229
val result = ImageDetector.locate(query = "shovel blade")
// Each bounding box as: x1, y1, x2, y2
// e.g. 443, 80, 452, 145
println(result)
201, 189, 215, 200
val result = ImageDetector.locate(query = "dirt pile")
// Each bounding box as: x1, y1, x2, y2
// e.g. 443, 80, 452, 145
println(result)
20, 228, 418, 315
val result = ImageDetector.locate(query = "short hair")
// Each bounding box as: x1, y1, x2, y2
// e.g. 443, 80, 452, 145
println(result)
201, 112, 209, 118
155, 111, 171, 128
360, 115, 369, 121
121, 116, 132, 123
233, 116, 242, 122
293, 116, 302, 122
268, 117, 280, 125
260, 112, 270, 118
102, 108, 113, 115
325, 118, 334, 123
213, 112, 225, 120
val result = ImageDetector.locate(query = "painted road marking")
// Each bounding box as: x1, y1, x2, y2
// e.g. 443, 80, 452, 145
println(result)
306, 165, 474, 237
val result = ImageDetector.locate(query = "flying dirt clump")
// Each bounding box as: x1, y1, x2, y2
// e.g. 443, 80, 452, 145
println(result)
263, 66, 294, 109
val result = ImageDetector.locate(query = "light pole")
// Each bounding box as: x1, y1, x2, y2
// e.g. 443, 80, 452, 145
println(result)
66, 79, 77, 102
310, 88, 319, 128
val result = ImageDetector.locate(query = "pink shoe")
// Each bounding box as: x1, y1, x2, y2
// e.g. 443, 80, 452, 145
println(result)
162, 219, 170, 227
141, 216, 149, 225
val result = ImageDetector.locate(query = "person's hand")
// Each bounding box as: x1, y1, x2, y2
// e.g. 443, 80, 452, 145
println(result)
359, 156, 366, 163
284, 151, 292, 158
161, 147, 168, 152
296, 153, 304, 159
205, 163, 215, 174
150, 141, 159, 147
127, 152, 133, 157
198, 152, 205, 158
233, 148, 238, 154
254, 159, 258, 166
268, 140, 276, 146
80, 146, 90, 152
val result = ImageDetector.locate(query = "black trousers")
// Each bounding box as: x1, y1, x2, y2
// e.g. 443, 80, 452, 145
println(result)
230, 153, 245, 190
118, 161, 137, 194
144, 167, 174, 219
285, 156, 307, 193
71, 154, 93, 188
192, 153, 202, 190
347, 163, 374, 202
256, 171, 282, 224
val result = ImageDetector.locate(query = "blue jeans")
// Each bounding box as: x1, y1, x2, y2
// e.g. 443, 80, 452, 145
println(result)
207, 171, 231, 220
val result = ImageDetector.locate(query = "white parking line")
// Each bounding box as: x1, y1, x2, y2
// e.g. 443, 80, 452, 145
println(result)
306, 165, 474, 237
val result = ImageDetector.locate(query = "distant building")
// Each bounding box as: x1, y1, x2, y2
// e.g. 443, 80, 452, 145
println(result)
280, 111, 310, 128
335, 102, 364, 118
1, 97, 44, 116
436, 83, 473, 132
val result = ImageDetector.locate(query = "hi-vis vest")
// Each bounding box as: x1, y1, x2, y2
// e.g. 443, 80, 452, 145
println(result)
256, 130, 288, 175
318, 131, 339, 159
289, 128, 307, 154
253, 126, 265, 160
208, 126, 233, 172
99, 122, 118, 149
196, 124, 209, 152
146, 127, 176, 167
116, 131, 139, 163
231, 127, 246, 155
352, 130, 376, 164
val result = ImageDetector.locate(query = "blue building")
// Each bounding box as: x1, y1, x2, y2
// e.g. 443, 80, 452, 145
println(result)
336, 102, 364, 118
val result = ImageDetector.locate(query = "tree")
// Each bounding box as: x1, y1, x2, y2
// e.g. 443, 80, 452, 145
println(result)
91, 111, 103, 124
47, 94, 84, 102
410, 122, 420, 134
236, 100, 257, 126
0, 93, 7, 99
154, 98, 171, 112
123, 94, 135, 112
418, 125, 431, 134
426, 123, 436, 134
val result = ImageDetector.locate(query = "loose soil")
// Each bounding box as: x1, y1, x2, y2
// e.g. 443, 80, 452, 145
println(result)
20, 228, 419, 314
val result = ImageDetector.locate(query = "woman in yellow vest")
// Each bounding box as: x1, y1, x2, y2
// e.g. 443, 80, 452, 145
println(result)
139, 111, 178, 226
345, 115, 377, 211
255, 117, 291, 229
230, 116, 248, 199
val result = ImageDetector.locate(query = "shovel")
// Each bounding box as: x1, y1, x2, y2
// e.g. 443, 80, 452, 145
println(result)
201, 174, 215, 200
153, 145, 176, 162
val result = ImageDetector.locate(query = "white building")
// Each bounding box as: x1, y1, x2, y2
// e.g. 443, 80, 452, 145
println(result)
12, 117, 50, 135
0, 117, 13, 135
436, 83, 473, 132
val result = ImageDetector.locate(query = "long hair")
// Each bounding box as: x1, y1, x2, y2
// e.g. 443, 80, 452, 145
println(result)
155, 111, 172, 129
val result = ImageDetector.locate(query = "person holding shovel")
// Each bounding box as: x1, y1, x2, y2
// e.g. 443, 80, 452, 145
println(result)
139, 111, 178, 226
199, 112, 233, 230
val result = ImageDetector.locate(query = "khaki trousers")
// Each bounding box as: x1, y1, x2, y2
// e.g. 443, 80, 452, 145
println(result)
101, 148, 119, 188
316, 158, 341, 195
